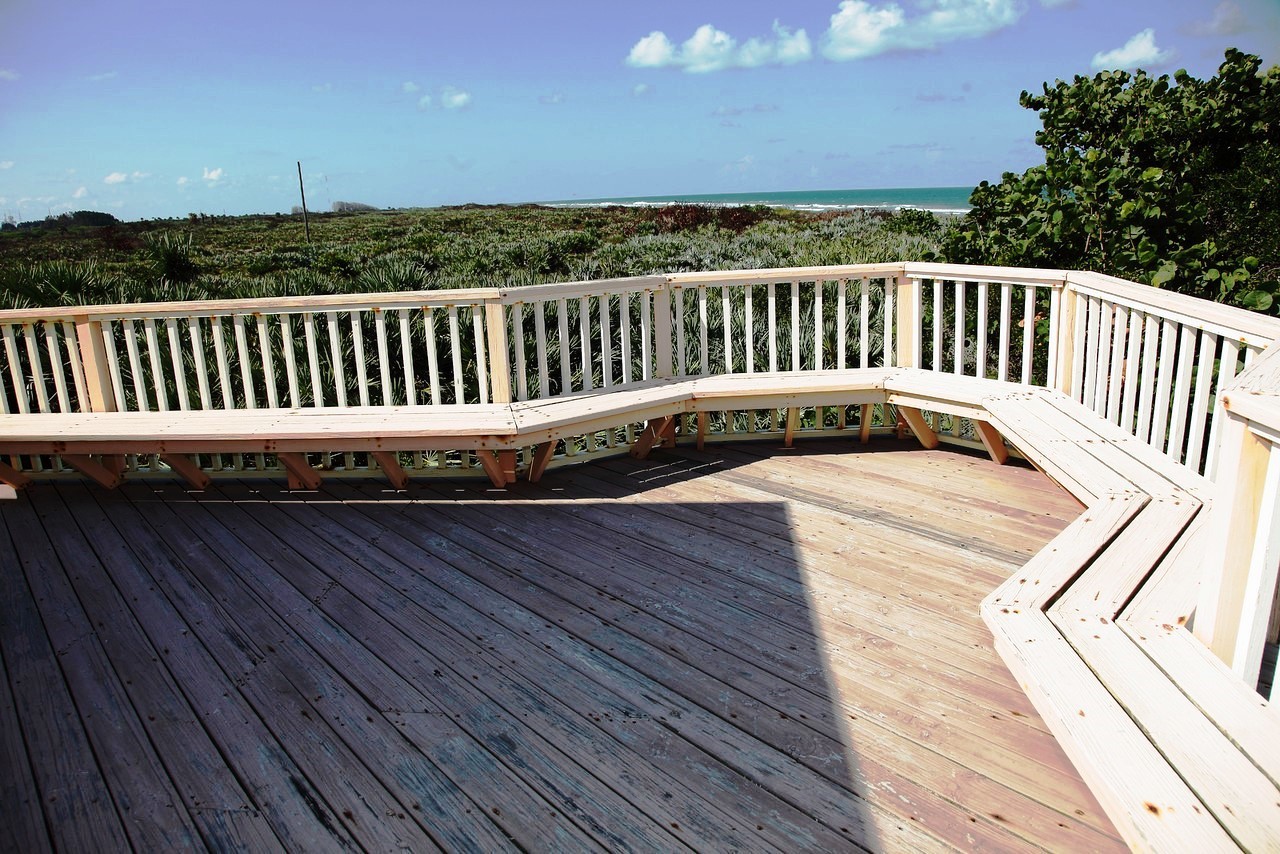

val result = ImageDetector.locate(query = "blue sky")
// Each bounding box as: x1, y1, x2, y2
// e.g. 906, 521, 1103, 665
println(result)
1, 0, 1277, 221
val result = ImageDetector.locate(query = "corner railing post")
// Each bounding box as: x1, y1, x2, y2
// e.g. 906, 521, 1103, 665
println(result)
484, 298, 513, 405
894, 268, 919, 369
653, 279, 674, 378
1053, 277, 1081, 397
74, 315, 116, 412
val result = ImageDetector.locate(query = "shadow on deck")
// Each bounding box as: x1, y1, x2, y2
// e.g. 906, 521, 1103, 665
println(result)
1, 439, 1123, 852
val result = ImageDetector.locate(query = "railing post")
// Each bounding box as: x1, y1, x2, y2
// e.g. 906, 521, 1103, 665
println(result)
653, 280, 674, 378
1053, 280, 1080, 396
1194, 407, 1274, 667
484, 299, 513, 405
894, 272, 919, 369
74, 315, 116, 412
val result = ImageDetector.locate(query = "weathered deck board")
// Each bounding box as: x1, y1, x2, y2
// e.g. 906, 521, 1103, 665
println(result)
0, 440, 1123, 852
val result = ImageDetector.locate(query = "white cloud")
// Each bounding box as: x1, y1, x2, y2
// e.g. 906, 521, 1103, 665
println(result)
402, 81, 420, 94
0, 68, 18, 81
312, 82, 332, 93
539, 92, 565, 105
417, 94, 433, 110
131, 171, 150, 180
202, 167, 224, 184
0, 161, 13, 170
823, 0, 1023, 61
72, 186, 87, 199
633, 83, 651, 97
104, 171, 128, 185
87, 71, 118, 82
1091, 29, 1174, 70
627, 31, 676, 68
1188, 1, 1245, 37
627, 20, 811, 72
176, 176, 190, 186
440, 86, 471, 109
1039, 0, 1075, 6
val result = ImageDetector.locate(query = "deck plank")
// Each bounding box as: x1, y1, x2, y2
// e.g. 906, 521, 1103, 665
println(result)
0, 440, 1124, 852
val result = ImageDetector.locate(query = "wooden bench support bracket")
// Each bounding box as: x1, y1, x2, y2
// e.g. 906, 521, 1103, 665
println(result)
784, 407, 799, 448
61, 454, 124, 490
897, 406, 940, 450
278, 453, 323, 491
974, 421, 1010, 465
630, 416, 675, 460
859, 403, 872, 444
0, 459, 32, 490
160, 453, 212, 490
528, 442, 556, 483
371, 451, 410, 490
696, 412, 708, 451
476, 450, 508, 489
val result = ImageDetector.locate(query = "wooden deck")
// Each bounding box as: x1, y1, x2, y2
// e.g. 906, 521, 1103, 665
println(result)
0, 439, 1124, 852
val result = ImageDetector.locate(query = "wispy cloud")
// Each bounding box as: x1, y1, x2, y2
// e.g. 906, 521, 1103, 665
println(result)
632, 83, 651, 97
539, 92, 565, 105
916, 91, 964, 103
823, 0, 1022, 61
202, 167, 224, 185
72, 186, 88, 199
312, 82, 333, 93
1187, 1, 1245, 37
0, 161, 13, 170
440, 86, 472, 110
131, 171, 150, 180
712, 104, 780, 117
627, 20, 811, 73
87, 71, 118, 82
104, 171, 128, 185
0, 68, 18, 81
1091, 29, 1173, 70
402, 81, 420, 94
177, 176, 190, 186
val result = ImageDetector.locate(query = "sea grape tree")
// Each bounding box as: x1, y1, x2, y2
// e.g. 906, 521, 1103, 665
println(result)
945, 49, 1280, 314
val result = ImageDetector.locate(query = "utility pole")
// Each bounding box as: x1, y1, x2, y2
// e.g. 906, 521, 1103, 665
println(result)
296, 161, 311, 243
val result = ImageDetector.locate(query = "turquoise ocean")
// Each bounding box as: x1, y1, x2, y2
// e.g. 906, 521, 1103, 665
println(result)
544, 186, 973, 214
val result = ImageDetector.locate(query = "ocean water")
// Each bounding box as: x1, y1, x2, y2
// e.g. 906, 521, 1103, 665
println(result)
543, 186, 973, 214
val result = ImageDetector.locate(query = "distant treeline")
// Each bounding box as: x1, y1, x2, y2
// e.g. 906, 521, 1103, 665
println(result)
2, 210, 122, 231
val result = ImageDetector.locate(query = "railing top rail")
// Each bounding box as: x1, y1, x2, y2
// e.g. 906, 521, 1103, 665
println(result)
903, 261, 1069, 287
1067, 271, 1280, 345
0, 287, 503, 324
666, 263, 906, 286
1221, 335, 1280, 435
496, 275, 666, 304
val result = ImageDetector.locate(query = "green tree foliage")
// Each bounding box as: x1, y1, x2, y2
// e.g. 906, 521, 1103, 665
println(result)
945, 49, 1280, 313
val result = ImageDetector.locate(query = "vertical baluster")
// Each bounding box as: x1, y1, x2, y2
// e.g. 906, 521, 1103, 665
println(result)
351, 311, 370, 406
280, 315, 301, 408
375, 310, 393, 405
931, 280, 943, 372
813, 279, 823, 371
1092, 301, 1114, 413
20, 324, 51, 412
164, 318, 190, 410
1119, 310, 1143, 432
1184, 330, 1219, 473
675, 288, 689, 376
1068, 293, 1088, 403
1047, 285, 1062, 388
1166, 325, 1199, 462
859, 278, 870, 369
722, 285, 733, 374
120, 319, 149, 411
41, 323, 70, 412
139, 318, 167, 412
444, 306, 464, 403
1021, 286, 1036, 386
255, 314, 279, 409
189, 318, 213, 409
1134, 314, 1160, 442
578, 296, 592, 391
303, 313, 323, 406
326, 311, 347, 407
535, 301, 551, 397
399, 311, 416, 405
233, 315, 257, 409
745, 284, 756, 374
975, 282, 989, 379
473, 305, 489, 404
767, 283, 778, 373
619, 294, 632, 386
511, 303, 528, 401
600, 294, 613, 388
556, 297, 571, 392
1081, 297, 1100, 406
883, 278, 895, 368
62, 321, 87, 411
3, 324, 29, 413
1205, 338, 1242, 477
211, 317, 234, 408
789, 281, 800, 372
953, 280, 965, 375
697, 286, 709, 375
424, 308, 442, 406
835, 280, 846, 370
1149, 319, 1179, 451
639, 291, 652, 381
1105, 305, 1127, 422
996, 284, 1012, 382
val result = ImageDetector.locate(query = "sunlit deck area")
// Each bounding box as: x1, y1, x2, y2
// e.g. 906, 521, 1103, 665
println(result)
1, 439, 1125, 852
